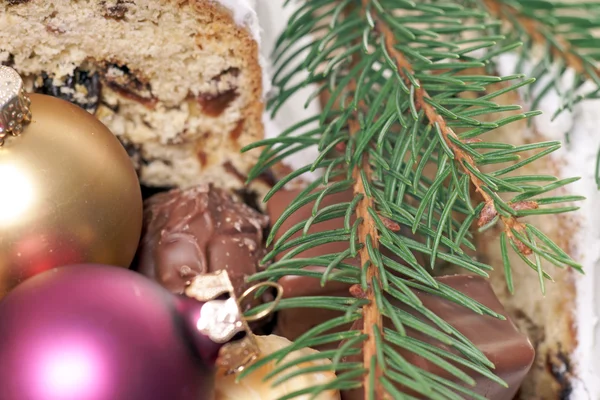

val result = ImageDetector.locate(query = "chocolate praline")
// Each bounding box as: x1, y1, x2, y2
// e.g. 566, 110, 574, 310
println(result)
267, 188, 426, 343
135, 184, 269, 298
340, 275, 535, 400
266, 189, 356, 345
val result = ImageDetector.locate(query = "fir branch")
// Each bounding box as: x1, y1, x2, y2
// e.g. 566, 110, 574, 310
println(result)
242, 0, 585, 398
479, 0, 600, 117
481, 0, 600, 185
370, 0, 535, 261
483, 0, 600, 79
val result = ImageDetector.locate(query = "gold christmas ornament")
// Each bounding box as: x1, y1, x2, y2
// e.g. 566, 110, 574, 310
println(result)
215, 335, 341, 400
0, 66, 143, 298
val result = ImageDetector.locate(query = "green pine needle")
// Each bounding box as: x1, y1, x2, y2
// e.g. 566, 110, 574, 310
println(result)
240, 0, 589, 398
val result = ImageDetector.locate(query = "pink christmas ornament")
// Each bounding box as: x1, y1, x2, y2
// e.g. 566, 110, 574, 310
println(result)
0, 264, 251, 400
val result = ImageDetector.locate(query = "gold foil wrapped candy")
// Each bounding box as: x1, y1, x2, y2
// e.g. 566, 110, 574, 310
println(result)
215, 335, 341, 400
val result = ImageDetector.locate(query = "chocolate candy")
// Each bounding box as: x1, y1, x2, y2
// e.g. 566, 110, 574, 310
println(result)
136, 184, 269, 297
341, 275, 535, 400
268, 189, 533, 397
267, 188, 422, 345
267, 189, 357, 345
267, 189, 357, 298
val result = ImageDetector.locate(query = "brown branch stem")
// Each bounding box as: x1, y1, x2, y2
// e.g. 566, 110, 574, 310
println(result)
371, 3, 531, 253
483, 0, 599, 78
348, 116, 386, 399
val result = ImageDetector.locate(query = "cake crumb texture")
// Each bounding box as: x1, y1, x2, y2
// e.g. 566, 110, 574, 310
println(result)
0, 0, 264, 190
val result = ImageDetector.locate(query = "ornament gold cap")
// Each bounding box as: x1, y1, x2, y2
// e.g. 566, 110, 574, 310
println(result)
186, 270, 283, 375
0, 66, 31, 146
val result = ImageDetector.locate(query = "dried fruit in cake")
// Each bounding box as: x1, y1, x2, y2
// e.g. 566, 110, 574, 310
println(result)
0, 0, 265, 191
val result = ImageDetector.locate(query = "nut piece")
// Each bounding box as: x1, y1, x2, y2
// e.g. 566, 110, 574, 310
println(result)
215, 335, 341, 400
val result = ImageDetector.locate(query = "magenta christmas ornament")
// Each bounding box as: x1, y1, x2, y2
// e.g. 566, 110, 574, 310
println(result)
0, 265, 277, 400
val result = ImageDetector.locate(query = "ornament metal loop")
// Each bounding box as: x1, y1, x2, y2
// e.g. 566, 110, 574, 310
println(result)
0, 66, 31, 146
238, 281, 284, 322
185, 271, 281, 375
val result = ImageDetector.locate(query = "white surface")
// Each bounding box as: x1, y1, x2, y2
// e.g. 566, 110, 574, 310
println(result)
256, 0, 321, 180
566, 98, 600, 400
498, 54, 600, 400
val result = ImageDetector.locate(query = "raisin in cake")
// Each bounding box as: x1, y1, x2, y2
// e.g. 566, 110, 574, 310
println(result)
0, 0, 265, 191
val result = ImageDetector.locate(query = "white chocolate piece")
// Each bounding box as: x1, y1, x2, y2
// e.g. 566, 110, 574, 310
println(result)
215, 335, 340, 400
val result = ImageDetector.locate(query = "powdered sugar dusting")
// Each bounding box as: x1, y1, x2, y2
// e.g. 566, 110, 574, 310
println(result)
214, 0, 259, 41
213, 0, 272, 98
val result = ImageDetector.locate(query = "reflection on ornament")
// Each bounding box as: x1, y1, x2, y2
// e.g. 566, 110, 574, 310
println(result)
0, 164, 34, 225
42, 345, 100, 398
10, 231, 83, 289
